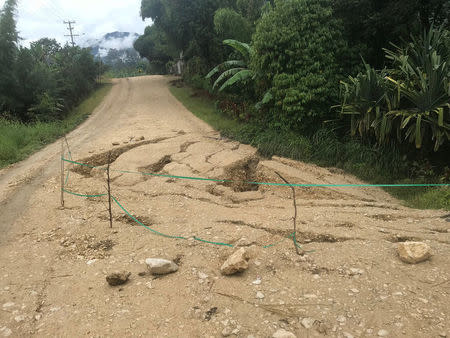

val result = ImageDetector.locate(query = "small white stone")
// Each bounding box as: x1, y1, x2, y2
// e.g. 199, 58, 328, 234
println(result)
350, 288, 359, 293
0, 327, 12, 337
301, 317, 315, 329
256, 291, 265, 299
337, 315, 346, 323
252, 278, 262, 285
87, 259, 97, 265
343, 333, 354, 338
378, 329, 389, 337
14, 315, 25, 323
2, 302, 14, 310
198, 272, 208, 279
272, 328, 296, 338
222, 327, 233, 337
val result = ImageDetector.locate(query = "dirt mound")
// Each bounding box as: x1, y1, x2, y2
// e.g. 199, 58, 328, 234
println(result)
221, 156, 261, 192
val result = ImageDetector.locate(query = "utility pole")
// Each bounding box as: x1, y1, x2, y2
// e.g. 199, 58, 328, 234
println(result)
64, 20, 79, 47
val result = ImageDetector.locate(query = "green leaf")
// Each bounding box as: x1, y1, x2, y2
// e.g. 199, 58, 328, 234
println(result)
223, 39, 251, 61
219, 69, 252, 92
212, 68, 245, 90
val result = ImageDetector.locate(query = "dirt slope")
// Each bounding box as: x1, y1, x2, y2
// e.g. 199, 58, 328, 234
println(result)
0, 76, 448, 338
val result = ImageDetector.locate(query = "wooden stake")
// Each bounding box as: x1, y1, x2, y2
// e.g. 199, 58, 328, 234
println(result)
107, 152, 113, 228
275, 171, 301, 255
60, 139, 65, 208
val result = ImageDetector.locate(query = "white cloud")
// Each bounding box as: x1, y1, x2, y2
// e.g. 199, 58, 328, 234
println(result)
0, 0, 150, 46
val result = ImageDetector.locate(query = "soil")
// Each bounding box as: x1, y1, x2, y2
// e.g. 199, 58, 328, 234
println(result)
0, 76, 449, 338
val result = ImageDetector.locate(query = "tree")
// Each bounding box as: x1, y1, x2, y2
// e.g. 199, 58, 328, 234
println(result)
251, 0, 348, 131
139, 0, 235, 73
213, 8, 252, 42
0, 0, 18, 113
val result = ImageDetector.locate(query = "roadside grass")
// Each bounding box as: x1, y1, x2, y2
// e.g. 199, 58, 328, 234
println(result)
0, 83, 113, 169
170, 84, 449, 211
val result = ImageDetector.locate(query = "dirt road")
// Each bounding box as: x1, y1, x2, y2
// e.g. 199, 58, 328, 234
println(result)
0, 76, 448, 338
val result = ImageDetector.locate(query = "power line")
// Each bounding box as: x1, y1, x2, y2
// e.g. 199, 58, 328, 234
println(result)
64, 20, 79, 47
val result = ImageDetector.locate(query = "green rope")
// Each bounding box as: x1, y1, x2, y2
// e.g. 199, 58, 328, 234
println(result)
193, 237, 234, 247
62, 158, 450, 188
112, 196, 187, 240
62, 188, 107, 198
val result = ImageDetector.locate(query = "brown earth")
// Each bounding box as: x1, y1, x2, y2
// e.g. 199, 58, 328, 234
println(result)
0, 76, 449, 338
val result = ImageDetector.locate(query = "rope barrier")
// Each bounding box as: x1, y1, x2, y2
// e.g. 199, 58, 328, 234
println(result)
60, 154, 449, 250
62, 157, 450, 188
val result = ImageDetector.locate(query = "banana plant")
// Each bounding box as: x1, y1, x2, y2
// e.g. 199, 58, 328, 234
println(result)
206, 39, 254, 92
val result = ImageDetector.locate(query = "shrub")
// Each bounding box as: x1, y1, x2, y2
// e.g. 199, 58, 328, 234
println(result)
251, 0, 348, 131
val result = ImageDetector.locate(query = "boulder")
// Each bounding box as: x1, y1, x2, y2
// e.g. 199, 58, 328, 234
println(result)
145, 258, 179, 275
220, 248, 250, 275
106, 271, 131, 286
397, 242, 431, 264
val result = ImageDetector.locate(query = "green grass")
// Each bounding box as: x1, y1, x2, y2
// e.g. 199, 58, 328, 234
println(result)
170, 84, 449, 211
0, 83, 113, 169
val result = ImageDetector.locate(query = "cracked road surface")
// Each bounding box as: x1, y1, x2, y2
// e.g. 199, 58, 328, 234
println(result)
0, 76, 449, 337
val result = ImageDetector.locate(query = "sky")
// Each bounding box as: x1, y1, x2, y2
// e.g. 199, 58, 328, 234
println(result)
0, 0, 151, 46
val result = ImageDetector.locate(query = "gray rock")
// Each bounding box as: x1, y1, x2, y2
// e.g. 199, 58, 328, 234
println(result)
397, 242, 431, 264
106, 271, 131, 286
145, 258, 179, 275
221, 248, 250, 275
272, 329, 296, 338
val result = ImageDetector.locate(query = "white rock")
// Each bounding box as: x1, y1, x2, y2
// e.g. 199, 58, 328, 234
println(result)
301, 317, 315, 329
256, 291, 265, 299
145, 258, 179, 275
0, 327, 12, 337
2, 302, 14, 310
222, 327, 233, 337
397, 242, 431, 264
378, 329, 389, 336
337, 315, 346, 323
252, 278, 262, 285
349, 268, 364, 275
221, 248, 250, 275
272, 329, 296, 338
198, 272, 208, 279
87, 259, 97, 265
350, 288, 359, 293
343, 333, 354, 338
14, 315, 25, 323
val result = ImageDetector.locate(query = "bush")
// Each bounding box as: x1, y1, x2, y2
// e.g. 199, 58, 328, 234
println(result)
251, 0, 348, 131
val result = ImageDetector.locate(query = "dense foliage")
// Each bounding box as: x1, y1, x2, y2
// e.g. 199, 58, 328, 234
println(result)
0, 0, 102, 122
340, 27, 450, 153
251, 0, 347, 130
332, 0, 450, 68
